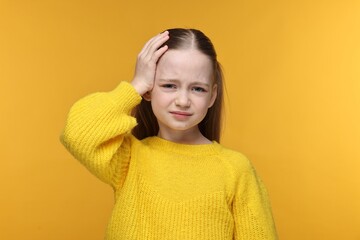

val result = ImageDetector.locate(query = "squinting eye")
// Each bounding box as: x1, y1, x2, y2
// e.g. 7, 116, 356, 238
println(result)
192, 87, 206, 92
162, 84, 177, 89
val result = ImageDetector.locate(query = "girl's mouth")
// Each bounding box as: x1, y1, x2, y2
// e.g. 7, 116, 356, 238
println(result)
170, 111, 192, 116
170, 111, 193, 120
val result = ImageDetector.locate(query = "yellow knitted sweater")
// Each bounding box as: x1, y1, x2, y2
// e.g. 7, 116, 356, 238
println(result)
60, 81, 278, 240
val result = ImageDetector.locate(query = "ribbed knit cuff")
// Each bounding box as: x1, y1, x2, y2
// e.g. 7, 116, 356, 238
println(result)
107, 81, 142, 113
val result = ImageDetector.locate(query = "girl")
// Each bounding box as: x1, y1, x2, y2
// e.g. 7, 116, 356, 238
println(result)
61, 28, 278, 239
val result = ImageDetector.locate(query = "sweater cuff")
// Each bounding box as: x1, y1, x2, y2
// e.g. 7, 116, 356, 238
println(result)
107, 81, 142, 113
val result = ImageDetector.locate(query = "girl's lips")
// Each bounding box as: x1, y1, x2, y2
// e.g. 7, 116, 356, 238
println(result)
170, 111, 192, 116
170, 111, 193, 120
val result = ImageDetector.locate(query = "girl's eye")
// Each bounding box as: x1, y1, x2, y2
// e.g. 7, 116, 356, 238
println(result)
162, 84, 177, 89
192, 87, 207, 92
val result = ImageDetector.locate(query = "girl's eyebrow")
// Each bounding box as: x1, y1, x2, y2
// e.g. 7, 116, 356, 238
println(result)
192, 82, 210, 87
159, 79, 210, 87
159, 79, 179, 83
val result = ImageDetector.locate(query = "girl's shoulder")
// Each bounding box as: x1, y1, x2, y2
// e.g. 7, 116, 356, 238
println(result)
216, 144, 255, 174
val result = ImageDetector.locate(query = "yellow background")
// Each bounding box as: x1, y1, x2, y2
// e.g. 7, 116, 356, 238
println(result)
1, 0, 359, 239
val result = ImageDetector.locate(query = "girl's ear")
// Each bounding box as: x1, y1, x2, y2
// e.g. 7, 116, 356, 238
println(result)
143, 91, 152, 101
208, 84, 218, 108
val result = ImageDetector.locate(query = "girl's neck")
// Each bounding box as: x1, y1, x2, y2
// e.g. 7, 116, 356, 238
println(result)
157, 127, 212, 145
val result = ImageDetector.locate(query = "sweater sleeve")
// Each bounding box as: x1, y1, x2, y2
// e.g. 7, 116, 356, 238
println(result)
60, 81, 142, 189
232, 164, 278, 240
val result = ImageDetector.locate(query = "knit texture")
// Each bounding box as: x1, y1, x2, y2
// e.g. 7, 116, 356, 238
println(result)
60, 81, 278, 240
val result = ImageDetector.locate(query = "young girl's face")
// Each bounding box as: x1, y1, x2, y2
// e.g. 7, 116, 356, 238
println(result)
150, 49, 217, 138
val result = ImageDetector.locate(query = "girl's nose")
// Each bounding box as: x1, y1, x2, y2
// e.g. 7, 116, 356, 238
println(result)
175, 91, 190, 108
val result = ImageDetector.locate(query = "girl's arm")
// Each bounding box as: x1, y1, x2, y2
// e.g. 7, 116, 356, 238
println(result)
60, 31, 170, 188
232, 167, 278, 240
60, 82, 141, 188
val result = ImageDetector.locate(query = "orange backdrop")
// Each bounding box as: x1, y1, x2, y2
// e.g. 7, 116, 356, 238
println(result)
1, 0, 359, 239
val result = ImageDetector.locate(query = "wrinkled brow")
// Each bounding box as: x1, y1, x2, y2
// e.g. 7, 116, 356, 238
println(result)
158, 79, 210, 87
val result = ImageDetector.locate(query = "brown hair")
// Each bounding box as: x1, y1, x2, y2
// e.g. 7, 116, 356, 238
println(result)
132, 28, 224, 142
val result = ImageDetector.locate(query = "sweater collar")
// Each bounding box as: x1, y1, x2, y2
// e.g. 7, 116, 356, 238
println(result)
143, 136, 221, 156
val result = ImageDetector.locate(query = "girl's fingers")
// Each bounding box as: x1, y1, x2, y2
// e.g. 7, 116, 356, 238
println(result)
139, 35, 158, 56
131, 31, 169, 94
147, 31, 168, 51
145, 34, 169, 62
140, 31, 169, 60
149, 31, 169, 52
152, 45, 168, 62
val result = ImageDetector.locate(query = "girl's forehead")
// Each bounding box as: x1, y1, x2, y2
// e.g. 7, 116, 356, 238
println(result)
156, 49, 213, 80
159, 49, 211, 64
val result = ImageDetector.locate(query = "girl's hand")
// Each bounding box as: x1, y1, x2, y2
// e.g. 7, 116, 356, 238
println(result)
131, 31, 169, 96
